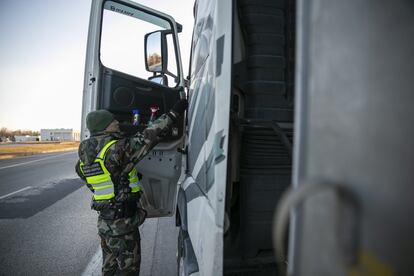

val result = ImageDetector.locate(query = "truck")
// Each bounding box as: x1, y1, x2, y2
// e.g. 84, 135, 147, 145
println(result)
82, 0, 414, 275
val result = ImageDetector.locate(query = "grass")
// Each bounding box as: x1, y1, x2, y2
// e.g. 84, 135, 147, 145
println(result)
0, 141, 80, 159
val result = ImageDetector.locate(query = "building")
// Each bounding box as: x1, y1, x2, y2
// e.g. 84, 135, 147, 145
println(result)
14, 135, 40, 142
40, 129, 80, 141
0, 136, 10, 142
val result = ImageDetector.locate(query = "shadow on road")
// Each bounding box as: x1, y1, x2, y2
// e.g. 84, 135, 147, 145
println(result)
0, 178, 84, 218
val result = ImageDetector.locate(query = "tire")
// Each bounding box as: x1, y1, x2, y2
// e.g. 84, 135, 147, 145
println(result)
177, 228, 185, 276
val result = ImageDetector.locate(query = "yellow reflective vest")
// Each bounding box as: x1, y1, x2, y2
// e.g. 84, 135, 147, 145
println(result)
80, 140, 140, 201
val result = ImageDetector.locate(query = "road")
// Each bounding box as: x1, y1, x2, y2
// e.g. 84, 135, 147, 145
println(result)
0, 151, 178, 275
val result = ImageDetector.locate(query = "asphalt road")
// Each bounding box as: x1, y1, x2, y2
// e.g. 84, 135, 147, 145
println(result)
0, 151, 178, 275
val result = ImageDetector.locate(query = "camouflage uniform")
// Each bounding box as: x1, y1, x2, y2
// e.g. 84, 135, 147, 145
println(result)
76, 113, 175, 276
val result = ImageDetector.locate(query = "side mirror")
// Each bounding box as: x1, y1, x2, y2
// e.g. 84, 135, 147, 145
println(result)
148, 74, 168, 86
145, 31, 167, 73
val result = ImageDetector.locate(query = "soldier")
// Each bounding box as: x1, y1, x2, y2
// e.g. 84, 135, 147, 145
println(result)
75, 99, 187, 275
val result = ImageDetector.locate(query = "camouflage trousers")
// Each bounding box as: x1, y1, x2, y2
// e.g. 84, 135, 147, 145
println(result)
98, 211, 146, 276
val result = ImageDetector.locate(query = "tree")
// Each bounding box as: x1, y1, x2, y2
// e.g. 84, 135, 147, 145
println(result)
0, 127, 40, 138
0, 127, 8, 137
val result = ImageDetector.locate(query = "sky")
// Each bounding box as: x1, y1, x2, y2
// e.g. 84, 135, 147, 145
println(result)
0, 0, 194, 131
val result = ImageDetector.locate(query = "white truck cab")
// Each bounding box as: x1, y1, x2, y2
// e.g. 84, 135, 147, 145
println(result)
84, 0, 414, 275
82, 0, 294, 275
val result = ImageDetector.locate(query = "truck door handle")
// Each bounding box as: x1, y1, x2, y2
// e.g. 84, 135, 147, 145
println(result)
89, 77, 96, 85
273, 180, 360, 275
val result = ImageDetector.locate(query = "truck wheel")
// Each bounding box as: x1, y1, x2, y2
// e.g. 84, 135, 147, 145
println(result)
177, 228, 185, 276
178, 254, 185, 276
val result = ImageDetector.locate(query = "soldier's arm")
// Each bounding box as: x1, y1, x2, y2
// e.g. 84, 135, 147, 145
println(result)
124, 114, 174, 167
75, 160, 94, 192
75, 160, 84, 180
119, 99, 188, 174
141, 99, 188, 150
142, 113, 175, 149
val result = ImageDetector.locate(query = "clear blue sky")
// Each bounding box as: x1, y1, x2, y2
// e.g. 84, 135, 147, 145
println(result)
0, 0, 194, 131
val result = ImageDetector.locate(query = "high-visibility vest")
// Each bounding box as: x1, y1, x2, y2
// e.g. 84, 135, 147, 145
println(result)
80, 140, 140, 201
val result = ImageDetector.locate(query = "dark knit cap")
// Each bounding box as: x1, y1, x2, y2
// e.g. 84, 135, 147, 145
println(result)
86, 110, 114, 134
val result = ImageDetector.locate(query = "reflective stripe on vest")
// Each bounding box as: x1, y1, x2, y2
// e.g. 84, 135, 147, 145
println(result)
80, 140, 141, 200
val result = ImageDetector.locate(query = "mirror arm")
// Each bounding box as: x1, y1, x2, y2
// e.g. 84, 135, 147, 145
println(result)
176, 22, 183, 33
184, 78, 190, 88
164, 70, 177, 79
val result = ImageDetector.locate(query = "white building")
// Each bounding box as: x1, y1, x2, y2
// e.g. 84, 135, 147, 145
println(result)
14, 135, 40, 142
40, 129, 80, 141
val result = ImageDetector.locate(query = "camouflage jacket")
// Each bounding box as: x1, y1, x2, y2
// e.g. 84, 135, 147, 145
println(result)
75, 113, 174, 197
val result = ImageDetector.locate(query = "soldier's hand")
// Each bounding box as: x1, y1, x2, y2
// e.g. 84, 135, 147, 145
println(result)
171, 99, 188, 116
143, 127, 162, 143
120, 175, 129, 186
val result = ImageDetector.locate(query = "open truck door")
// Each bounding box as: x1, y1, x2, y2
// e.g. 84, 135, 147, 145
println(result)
81, 0, 185, 218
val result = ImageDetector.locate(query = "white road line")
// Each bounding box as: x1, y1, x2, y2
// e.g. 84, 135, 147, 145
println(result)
81, 248, 102, 276
0, 151, 76, 171
0, 186, 32, 200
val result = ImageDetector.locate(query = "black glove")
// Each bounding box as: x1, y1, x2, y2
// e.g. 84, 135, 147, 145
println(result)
143, 127, 163, 143
91, 200, 113, 211
171, 99, 188, 116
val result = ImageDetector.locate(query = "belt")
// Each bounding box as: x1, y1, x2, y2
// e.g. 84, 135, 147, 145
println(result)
98, 201, 138, 220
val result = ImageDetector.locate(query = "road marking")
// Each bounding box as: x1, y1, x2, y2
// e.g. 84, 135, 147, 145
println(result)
0, 186, 32, 200
0, 151, 76, 170
82, 248, 102, 276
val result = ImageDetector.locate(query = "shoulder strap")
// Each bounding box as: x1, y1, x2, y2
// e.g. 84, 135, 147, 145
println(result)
97, 139, 118, 160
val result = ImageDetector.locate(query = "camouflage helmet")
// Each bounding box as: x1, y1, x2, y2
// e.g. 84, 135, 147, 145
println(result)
86, 109, 114, 134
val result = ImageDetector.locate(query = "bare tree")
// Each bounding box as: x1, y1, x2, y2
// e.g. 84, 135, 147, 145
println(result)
0, 127, 8, 137
0, 127, 39, 138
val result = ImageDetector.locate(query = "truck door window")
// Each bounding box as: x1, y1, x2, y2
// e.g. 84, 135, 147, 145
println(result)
100, 1, 178, 87
165, 33, 178, 85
